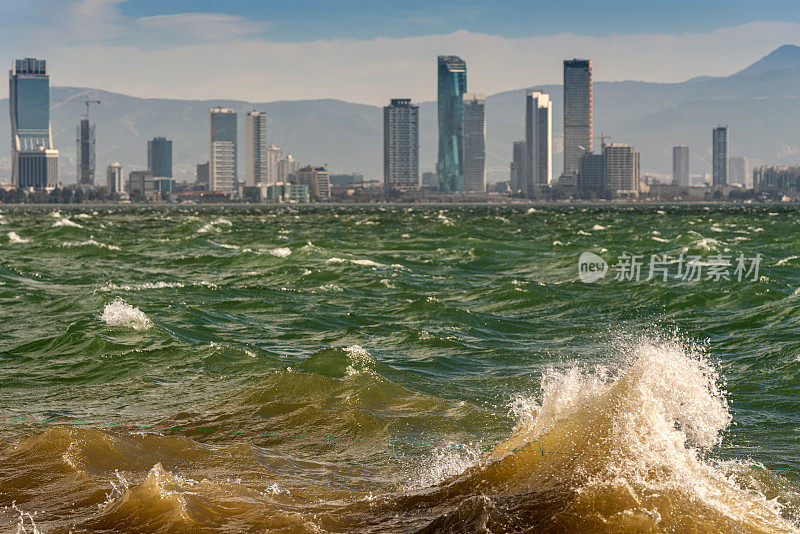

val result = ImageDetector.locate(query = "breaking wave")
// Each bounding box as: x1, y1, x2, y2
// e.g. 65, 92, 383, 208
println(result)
101, 298, 152, 330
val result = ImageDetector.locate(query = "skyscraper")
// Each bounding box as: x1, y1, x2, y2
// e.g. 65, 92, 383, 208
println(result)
729, 156, 749, 187
266, 144, 282, 184
604, 143, 639, 197
462, 94, 486, 193
76, 117, 96, 189
148, 137, 173, 178
107, 162, 123, 194
209, 108, 237, 192
437, 55, 467, 193
713, 126, 728, 187
525, 90, 552, 198
9, 58, 59, 190
673, 146, 689, 186
246, 111, 268, 186
510, 141, 526, 196
563, 59, 593, 177
383, 98, 420, 192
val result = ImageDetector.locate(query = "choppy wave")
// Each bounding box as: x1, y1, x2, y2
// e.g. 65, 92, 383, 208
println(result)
62, 238, 121, 251
8, 231, 30, 244
52, 217, 83, 228
101, 298, 152, 330
381, 335, 798, 532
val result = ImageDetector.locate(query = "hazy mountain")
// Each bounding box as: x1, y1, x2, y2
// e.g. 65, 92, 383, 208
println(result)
1, 45, 799, 184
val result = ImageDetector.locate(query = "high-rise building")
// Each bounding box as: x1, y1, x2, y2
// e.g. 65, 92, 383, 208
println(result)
383, 98, 420, 192
278, 154, 301, 182
422, 171, 438, 188
510, 141, 526, 196
673, 146, 689, 186
196, 162, 209, 188
245, 111, 268, 186
107, 162, 123, 194
437, 55, 467, 193
525, 90, 552, 198
729, 156, 748, 188
209, 108, 237, 192
293, 165, 330, 201
462, 94, 486, 193
712, 126, 728, 187
147, 137, 173, 178
266, 144, 282, 184
577, 152, 606, 193
604, 143, 639, 197
563, 59, 593, 177
9, 58, 59, 190
76, 117, 96, 189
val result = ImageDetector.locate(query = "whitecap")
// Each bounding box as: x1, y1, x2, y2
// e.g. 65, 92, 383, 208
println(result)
592, 224, 606, 231
53, 217, 83, 228
8, 231, 29, 244
101, 297, 152, 330
269, 247, 292, 258
62, 238, 121, 251
776, 255, 799, 266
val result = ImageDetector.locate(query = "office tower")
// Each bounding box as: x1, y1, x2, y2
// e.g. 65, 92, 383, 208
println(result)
107, 162, 123, 194
196, 162, 209, 188
293, 165, 330, 201
147, 137, 173, 178
383, 98, 420, 192
437, 55, 467, 193
462, 94, 486, 193
673, 146, 689, 186
525, 90, 552, 198
604, 143, 639, 197
577, 152, 606, 193
128, 170, 156, 200
209, 108, 237, 192
712, 126, 728, 187
76, 116, 96, 189
729, 156, 748, 187
9, 58, 59, 190
245, 111, 268, 186
278, 154, 300, 182
563, 59, 593, 176
510, 141, 526, 196
267, 144, 282, 184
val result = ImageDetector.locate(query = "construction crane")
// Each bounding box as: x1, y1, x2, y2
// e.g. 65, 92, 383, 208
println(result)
79, 99, 101, 120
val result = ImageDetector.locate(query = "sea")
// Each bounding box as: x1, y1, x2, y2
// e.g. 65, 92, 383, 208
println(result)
0, 204, 798, 533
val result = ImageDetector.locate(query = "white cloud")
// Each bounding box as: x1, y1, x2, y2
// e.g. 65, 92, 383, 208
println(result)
1, 3, 798, 105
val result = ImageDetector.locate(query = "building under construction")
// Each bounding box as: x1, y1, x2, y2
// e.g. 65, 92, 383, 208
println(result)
76, 100, 99, 189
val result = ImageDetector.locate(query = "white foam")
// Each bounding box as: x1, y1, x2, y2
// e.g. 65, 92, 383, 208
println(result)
406, 443, 483, 489
52, 217, 83, 228
197, 217, 233, 233
776, 255, 799, 266
101, 298, 152, 330
99, 281, 185, 292
592, 224, 607, 231
8, 231, 29, 244
62, 238, 121, 251
269, 247, 292, 258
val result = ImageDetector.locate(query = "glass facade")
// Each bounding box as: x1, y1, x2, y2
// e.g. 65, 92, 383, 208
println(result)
563, 59, 593, 177
209, 108, 238, 192
148, 137, 173, 178
10, 58, 58, 189
437, 56, 467, 193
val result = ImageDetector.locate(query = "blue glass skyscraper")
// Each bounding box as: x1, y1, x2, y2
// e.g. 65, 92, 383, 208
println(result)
9, 58, 58, 189
437, 56, 466, 193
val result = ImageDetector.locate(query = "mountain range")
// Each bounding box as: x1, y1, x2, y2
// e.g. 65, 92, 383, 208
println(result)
1, 44, 799, 184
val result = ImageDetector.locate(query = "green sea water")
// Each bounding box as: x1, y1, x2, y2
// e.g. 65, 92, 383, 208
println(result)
0, 204, 798, 533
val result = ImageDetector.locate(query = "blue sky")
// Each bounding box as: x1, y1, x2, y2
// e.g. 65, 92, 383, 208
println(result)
116, 0, 800, 41
0, 1, 798, 104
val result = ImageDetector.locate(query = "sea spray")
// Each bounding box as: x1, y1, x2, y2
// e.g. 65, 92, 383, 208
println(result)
101, 298, 152, 330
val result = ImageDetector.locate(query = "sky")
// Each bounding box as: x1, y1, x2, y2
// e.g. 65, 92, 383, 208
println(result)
1, 0, 800, 105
